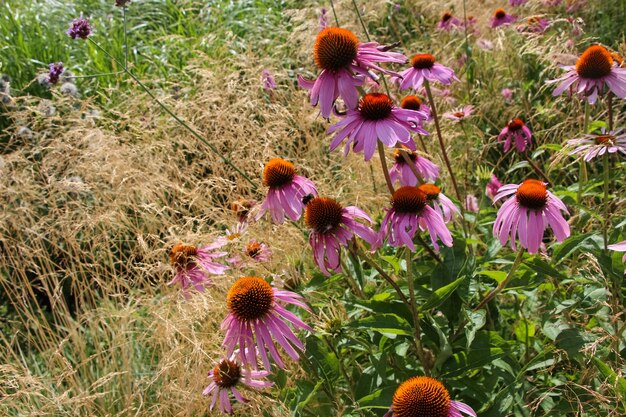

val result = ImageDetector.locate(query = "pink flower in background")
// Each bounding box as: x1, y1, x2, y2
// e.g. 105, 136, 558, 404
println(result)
509, 0, 528, 5
491, 9, 517, 28
328, 93, 428, 161
476, 39, 494, 51
443, 105, 474, 122
257, 158, 317, 224
519, 16, 551, 34
222, 276, 311, 370
298, 27, 407, 118
47, 62, 64, 85
498, 118, 532, 152
608, 241, 626, 273
66, 17, 92, 39
168, 242, 228, 297
261, 69, 276, 91
394, 54, 458, 90
438, 12, 462, 31
493, 179, 570, 253
304, 197, 378, 275
548, 44, 626, 104
318, 8, 329, 31
566, 0, 587, 12
501, 88, 513, 102
418, 183, 459, 223
203, 355, 273, 414
465, 194, 479, 212
486, 174, 503, 201
389, 146, 440, 185
567, 129, 626, 161
379, 186, 453, 251
244, 240, 272, 262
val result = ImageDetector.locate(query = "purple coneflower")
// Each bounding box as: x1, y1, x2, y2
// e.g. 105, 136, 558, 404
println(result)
519, 16, 551, 34
261, 69, 276, 92
389, 147, 439, 185
66, 17, 92, 39
298, 27, 407, 118
328, 93, 428, 161
438, 12, 462, 31
168, 242, 228, 297
465, 194, 479, 212
304, 197, 377, 276
379, 186, 453, 251
256, 158, 317, 224
244, 240, 271, 263
608, 241, 626, 273
383, 376, 477, 417
491, 8, 517, 28
47, 62, 64, 85
394, 54, 458, 90
548, 45, 626, 104
419, 183, 459, 223
222, 276, 311, 370
443, 105, 474, 122
486, 174, 503, 201
498, 118, 532, 152
203, 355, 273, 414
567, 129, 626, 161
400, 95, 431, 120
493, 179, 570, 253
509, 0, 528, 5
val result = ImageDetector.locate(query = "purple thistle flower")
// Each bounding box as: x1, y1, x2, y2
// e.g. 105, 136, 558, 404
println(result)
203, 355, 273, 414
389, 147, 440, 186
256, 158, 317, 224
378, 186, 453, 252
261, 69, 276, 92
419, 183, 460, 223
486, 174, 503, 201
393, 54, 458, 90
493, 179, 570, 253
438, 12, 462, 32
168, 242, 228, 298
491, 9, 517, 28
298, 27, 407, 118
567, 129, 626, 161
304, 197, 378, 276
222, 276, 312, 370
608, 240, 626, 273
384, 376, 476, 417
498, 118, 532, 152
547, 44, 626, 105
66, 17, 92, 39
327, 93, 428, 161
47, 62, 64, 85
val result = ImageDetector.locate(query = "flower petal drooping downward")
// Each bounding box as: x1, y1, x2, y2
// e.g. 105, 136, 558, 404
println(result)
393, 54, 458, 90
304, 197, 378, 276
493, 179, 570, 253
298, 27, 407, 118
498, 118, 532, 152
567, 129, 626, 161
491, 9, 517, 28
168, 242, 228, 298
328, 93, 428, 161
608, 240, 626, 274
221, 277, 311, 370
389, 147, 440, 186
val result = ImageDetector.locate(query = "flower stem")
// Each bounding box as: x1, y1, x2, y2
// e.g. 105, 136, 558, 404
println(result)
578, 101, 589, 203
473, 248, 525, 312
608, 93, 614, 132
353, 245, 409, 305
522, 151, 552, 187
461, 0, 473, 99
378, 140, 395, 194
123, 6, 129, 68
603, 152, 610, 252
340, 256, 365, 298
423, 80, 463, 206
329, 0, 340, 26
405, 248, 430, 375
87, 38, 257, 190
351, 0, 371, 42
396, 145, 425, 184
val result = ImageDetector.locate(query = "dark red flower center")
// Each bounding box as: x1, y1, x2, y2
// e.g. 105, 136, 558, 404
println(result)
516, 179, 548, 210
305, 197, 344, 233
394, 146, 417, 164
494, 8, 507, 19
411, 54, 436, 70
246, 241, 262, 259
401, 95, 423, 111
418, 183, 440, 200
170, 243, 197, 269
263, 158, 296, 188
212, 359, 241, 388
392, 376, 451, 417
392, 186, 427, 213
359, 93, 394, 120
441, 12, 452, 22
595, 134, 615, 145
314, 27, 359, 72
576, 45, 613, 79
508, 118, 525, 131
227, 277, 274, 321
453, 111, 465, 118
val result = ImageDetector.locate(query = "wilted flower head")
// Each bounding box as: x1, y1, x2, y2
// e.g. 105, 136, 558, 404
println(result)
493, 179, 570, 253
491, 8, 517, 28
498, 118, 532, 152
394, 54, 458, 90
328, 93, 428, 161
389, 146, 440, 185
261, 69, 276, 92
443, 105, 474, 122
383, 376, 477, 417
222, 276, 312, 369
298, 27, 407, 118
438, 12, 462, 31
566, 129, 626, 161
168, 242, 228, 298
304, 196, 378, 275
66, 17, 92, 39
47, 62, 64, 85
547, 44, 626, 104
60, 82, 79, 97
256, 158, 317, 224
203, 355, 273, 414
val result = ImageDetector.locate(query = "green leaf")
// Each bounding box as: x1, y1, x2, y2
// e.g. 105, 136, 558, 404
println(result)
476, 269, 507, 283
419, 275, 466, 311
524, 257, 567, 280
552, 233, 593, 264
593, 357, 626, 399
346, 313, 413, 338
514, 318, 536, 342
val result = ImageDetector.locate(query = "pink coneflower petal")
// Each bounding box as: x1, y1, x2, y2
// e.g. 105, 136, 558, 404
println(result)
566, 128, 626, 161
498, 118, 532, 152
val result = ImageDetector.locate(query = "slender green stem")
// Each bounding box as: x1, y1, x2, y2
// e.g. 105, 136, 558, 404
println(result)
406, 249, 430, 375
603, 152, 609, 252
578, 101, 590, 203
396, 145, 425, 184
123, 6, 129, 68
340, 257, 365, 298
353, 245, 409, 305
378, 140, 395, 194
473, 248, 525, 312
351, 0, 371, 42
329, 0, 340, 27
461, 0, 473, 99
522, 151, 552, 186
415, 234, 442, 264
608, 93, 614, 132
322, 336, 364, 417
87, 38, 257, 190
